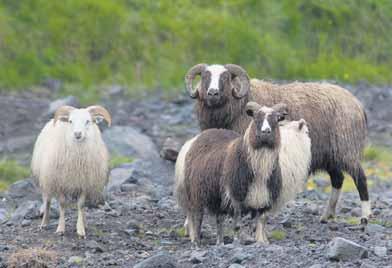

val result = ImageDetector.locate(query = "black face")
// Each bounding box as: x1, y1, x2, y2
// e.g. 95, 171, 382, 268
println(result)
247, 108, 282, 149
200, 69, 231, 108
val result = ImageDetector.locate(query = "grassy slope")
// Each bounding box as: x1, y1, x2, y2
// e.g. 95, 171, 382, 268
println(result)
0, 0, 391, 101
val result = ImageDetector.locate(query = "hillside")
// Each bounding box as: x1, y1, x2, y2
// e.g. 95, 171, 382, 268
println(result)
0, 0, 391, 99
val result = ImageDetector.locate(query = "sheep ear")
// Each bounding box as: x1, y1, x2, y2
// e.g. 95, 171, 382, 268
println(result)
246, 108, 254, 117
94, 115, 104, 124
298, 119, 306, 130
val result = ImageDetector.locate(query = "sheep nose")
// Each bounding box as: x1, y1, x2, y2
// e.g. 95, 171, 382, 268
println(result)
74, 131, 82, 140
261, 128, 271, 134
207, 88, 219, 96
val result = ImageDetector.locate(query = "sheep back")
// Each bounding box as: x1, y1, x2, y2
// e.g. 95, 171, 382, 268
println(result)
246, 80, 367, 173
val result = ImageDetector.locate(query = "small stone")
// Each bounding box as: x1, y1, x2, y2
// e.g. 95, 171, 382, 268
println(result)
366, 223, 386, 233
304, 203, 319, 215
228, 264, 244, 268
327, 237, 368, 261
360, 263, 376, 268
157, 197, 177, 210
21, 219, 31, 227
308, 265, 323, 268
120, 184, 138, 192
85, 240, 104, 253
374, 246, 387, 257
339, 206, 352, 214
107, 85, 124, 97
351, 207, 362, 217
328, 223, 339, 231
313, 177, 329, 188
160, 138, 181, 162
189, 250, 208, 264
134, 252, 177, 268
230, 249, 250, 264
280, 217, 292, 228
7, 179, 39, 200
10, 200, 41, 224
0, 208, 8, 223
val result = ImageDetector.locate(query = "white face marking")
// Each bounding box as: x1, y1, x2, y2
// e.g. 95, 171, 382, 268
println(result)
261, 118, 271, 132
206, 65, 227, 90
68, 109, 93, 142
260, 107, 273, 132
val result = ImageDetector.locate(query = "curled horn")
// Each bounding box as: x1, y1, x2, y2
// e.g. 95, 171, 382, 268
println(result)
185, 63, 207, 98
272, 103, 288, 115
54, 106, 75, 125
272, 103, 288, 122
245, 101, 261, 117
87, 105, 112, 127
225, 64, 250, 99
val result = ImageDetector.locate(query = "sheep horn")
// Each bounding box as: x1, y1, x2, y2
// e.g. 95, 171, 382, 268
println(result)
185, 63, 207, 98
54, 106, 75, 125
272, 103, 288, 115
245, 101, 261, 116
87, 106, 112, 127
225, 64, 250, 99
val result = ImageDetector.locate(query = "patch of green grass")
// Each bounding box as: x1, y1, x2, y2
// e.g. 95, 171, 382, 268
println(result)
176, 227, 187, 238
363, 146, 392, 163
0, 1, 392, 94
270, 230, 287, 241
109, 155, 134, 169
369, 219, 392, 228
0, 159, 30, 191
342, 217, 360, 225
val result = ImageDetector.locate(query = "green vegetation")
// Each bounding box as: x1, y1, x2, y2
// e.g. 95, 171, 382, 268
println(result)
110, 155, 134, 169
0, 0, 391, 101
270, 229, 287, 241
0, 159, 30, 191
363, 146, 392, 162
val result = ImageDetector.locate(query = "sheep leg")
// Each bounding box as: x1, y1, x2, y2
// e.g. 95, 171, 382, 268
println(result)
216, 214, 224, 245
320, 169, 344, 223
77, 193, 86, 239
40, 193, 51, 229
189, 211, 203, 248
232, 204, 241, 245
55, 194, 66, 235
349, 165, 371, 225
255, 213, 269, 244
183, 216, 190, 237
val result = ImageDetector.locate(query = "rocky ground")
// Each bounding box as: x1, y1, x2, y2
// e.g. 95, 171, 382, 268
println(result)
0, 83, 392, 267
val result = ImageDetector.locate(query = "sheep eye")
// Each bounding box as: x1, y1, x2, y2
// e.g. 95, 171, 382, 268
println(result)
69, 120, 73, 124
86, 120, 90, 125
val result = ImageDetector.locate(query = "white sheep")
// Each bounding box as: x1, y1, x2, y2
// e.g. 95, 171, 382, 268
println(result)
31, 105, 111, 238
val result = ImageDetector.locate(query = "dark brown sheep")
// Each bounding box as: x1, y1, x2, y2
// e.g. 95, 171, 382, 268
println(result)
175, 102, 311, 245
185, 64, 370, 224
